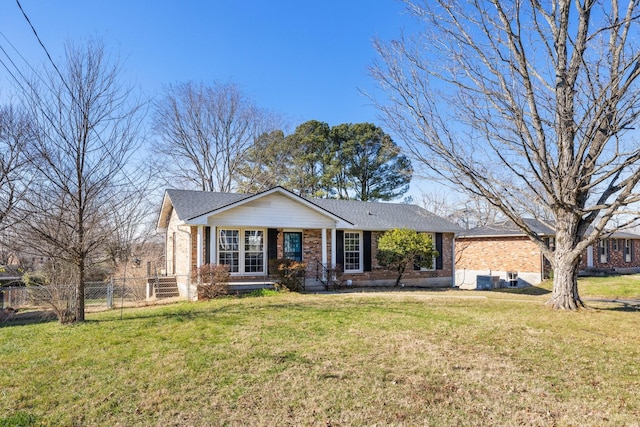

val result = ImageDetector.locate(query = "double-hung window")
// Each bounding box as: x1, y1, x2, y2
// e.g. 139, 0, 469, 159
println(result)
244, 230, 264, 273
598, 239, 608, 263
218, 228, 265, 274
624, 239, 632, 263
417, 232, 436, 271
218, 229, 240, 273
344, 232, 362, 273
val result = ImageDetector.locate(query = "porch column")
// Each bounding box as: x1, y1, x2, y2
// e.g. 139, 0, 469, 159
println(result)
210, 226, 216, 265
196, 226, 204, 268
331, 228, 337, 268
322, 228, 327, 280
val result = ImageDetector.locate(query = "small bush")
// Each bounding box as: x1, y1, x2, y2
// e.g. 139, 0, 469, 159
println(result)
192, 264, 230, 300
23, 272, 76, 324
269, 259, 307, 292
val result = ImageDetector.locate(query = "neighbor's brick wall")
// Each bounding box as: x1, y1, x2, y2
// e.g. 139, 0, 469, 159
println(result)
456, 236, 542, 273
579, 238, 640, 269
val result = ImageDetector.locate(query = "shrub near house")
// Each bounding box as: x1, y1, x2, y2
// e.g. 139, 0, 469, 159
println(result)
377, 228, 438, 287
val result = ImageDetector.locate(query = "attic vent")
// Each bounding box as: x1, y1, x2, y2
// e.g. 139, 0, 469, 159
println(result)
367, 210, 372, 215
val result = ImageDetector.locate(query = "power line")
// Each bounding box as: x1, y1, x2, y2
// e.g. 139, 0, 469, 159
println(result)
14, 0, 72, 96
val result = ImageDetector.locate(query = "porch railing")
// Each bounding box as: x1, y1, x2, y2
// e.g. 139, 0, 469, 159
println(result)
315, 261, 340, 290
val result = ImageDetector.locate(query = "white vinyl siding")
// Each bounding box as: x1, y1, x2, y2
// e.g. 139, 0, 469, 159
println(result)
210, 193, 337, 229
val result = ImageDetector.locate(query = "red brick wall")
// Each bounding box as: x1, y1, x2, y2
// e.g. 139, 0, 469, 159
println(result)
579, 238, 640, 269
190, 227, 455, 283
277, 229, 455, 282
456, 236, 542, 273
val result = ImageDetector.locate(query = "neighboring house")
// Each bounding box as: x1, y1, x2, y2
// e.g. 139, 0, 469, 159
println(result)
156, 186, 461, 297
456, 218, 640, 289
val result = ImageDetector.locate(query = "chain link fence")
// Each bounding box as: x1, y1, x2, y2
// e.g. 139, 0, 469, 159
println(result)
1, 274, 191, 311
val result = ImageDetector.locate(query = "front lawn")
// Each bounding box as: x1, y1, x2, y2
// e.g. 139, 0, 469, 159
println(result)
1, 291, 638, 426
496, 274, 640, 300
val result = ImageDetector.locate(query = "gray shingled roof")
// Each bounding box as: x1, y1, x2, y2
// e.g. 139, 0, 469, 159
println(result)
165, 189, 250, 220
460, 218, 555, 237
460, 218, 640, 240
308, 197, 461, 232
161, 187, 462, 233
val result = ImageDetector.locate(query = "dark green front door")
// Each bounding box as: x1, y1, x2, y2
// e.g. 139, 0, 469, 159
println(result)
283, 232, 302, 261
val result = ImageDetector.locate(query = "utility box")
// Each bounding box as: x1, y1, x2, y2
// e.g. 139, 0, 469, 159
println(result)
476, 275, 500, 290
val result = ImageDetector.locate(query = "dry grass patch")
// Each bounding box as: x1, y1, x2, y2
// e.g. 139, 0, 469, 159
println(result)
1, 292, 639, 426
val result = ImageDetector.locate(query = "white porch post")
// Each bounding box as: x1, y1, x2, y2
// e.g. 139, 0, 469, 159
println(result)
322, 228, 327, 280
210, 226, 216, 265
196, 226, 204, 268
331, 228, 337, 268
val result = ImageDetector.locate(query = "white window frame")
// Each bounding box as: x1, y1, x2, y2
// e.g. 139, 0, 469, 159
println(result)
343, 231, 363, 273
547, 237, 555, 251
419, 232, 436, 271
624, 239, 632, 263
218, 228, 266, 275
507, 271, 518, 287
599, 239, 608, 263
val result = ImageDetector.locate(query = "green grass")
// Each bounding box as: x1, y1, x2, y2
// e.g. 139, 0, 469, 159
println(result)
1, 290, 639, 426
495, 274, 640, 300
577, 274, 640, 299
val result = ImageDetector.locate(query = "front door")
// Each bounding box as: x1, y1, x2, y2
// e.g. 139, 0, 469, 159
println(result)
283, 232, 302, 261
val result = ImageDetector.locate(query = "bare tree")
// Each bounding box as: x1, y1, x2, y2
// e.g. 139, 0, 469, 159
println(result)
104, 173, 157, 275
21, 40, 145, 322
420, 189, 501, 230
371, 1, 640, 309
0, 104, 31, 231
153, 81, 276, 192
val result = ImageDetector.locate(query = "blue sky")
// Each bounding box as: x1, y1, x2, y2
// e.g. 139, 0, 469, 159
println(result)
0, 0, 413, 128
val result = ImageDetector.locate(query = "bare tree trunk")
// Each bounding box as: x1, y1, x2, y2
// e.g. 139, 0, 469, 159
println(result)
76, 259, 85, 322
548, 251, 584, 310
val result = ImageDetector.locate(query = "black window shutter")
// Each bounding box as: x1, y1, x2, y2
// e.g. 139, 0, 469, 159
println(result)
205, 227, 211, 265
435, 233, 443, 270
632, 240, 635, 261
336, 230, 344, 268
267, 228, 278, 273
363, 231, 372, 272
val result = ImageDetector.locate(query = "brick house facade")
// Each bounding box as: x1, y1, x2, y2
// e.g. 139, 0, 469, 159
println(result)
157, 187, 460, 298
456, 219, 640, 288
